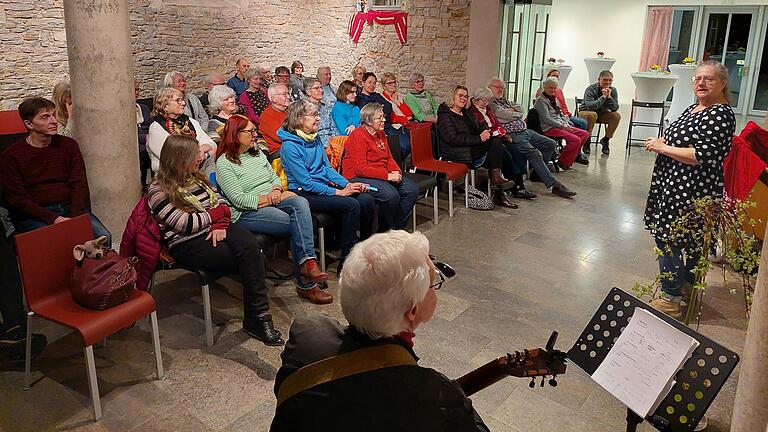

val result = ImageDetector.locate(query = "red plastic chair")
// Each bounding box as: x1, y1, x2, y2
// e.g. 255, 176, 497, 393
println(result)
410, 125, 469, 217
14, 215, 163, 421
0, 110, 26, 135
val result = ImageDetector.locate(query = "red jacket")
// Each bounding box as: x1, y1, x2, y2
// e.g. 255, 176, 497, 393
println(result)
382, 92, 413, 125
724, 121, 768, 200
468, 102, 506, 137
120, 195, 161, 292
342, 126, 401, 180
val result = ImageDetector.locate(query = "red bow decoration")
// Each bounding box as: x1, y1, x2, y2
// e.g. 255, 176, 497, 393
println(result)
349, 10, 408, 45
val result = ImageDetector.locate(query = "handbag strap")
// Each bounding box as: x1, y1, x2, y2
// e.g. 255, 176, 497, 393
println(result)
276, 343, 417, 406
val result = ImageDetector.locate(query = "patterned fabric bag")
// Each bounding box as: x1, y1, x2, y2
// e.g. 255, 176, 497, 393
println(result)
466, 184, 494, 211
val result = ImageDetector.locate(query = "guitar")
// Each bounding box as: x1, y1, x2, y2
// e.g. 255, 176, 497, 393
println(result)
456, 331, 568, 397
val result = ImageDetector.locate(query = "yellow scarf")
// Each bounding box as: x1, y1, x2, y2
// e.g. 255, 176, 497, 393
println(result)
178, 178, 219, 212
296, 129, 318, 142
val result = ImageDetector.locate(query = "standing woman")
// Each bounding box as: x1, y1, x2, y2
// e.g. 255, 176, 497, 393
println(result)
644, 60, 736, 319
147, 134, 283, 345
238, 69, 270, 126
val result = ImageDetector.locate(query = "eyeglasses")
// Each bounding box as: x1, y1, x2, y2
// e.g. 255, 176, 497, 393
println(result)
385, 81, 397, 85
170, 98, 185, 104
276, 74, 290, 78
692, 76, 717, 84
457, 94, 469, 99
239, 129, 258, 135
310, 86, 322, 91
428, 255, 455, 290
414, 79, 424, 84
372, 115, 386, 122
303, 113, 320, 118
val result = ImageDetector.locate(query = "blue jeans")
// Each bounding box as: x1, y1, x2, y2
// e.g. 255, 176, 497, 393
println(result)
384, 125, 411, 158
235, 196, 317, 289
655, 238, 700, 298
570, 116, 588, 131
508, 130, 558, 187
15, 202, 112, 248
353, 177, 419, 232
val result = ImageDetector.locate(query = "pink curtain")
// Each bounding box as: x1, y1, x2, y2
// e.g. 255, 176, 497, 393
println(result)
638, 6, 674, 71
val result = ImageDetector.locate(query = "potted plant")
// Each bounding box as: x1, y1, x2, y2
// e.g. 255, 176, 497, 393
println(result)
683, 57, 696, 66
597, 51, 605, 59
546, 57, 556, 65
649, 64, 662, 73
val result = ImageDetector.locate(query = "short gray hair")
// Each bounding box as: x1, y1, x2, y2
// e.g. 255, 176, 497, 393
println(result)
486, 77, 503, 87
303, 77, 321, 93
204, 73, 224, 85
282, 99, 319, 134
409, 73, 425, 86
473, 86, 493, 99
244, 68, 260, 81
267, 83, 288, 101
162, 71, 184, 89
316, 66, 331, 77
208, 85, 235, 113
340, 231, 432, 339
360, 102, 384, 125
542, 76, 560, 89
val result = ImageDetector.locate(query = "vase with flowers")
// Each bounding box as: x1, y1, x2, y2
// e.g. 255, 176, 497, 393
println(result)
683, 57, 696, 66
649, 64, 662, 74
597, 51, 605, 59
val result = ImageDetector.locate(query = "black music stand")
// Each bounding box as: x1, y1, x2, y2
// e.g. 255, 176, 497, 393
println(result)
568, 287, 739, 432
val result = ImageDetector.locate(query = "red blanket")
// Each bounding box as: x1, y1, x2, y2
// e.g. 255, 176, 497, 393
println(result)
724, 121, 768, 200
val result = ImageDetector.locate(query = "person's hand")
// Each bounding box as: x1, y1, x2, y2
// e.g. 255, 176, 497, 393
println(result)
601, 88, 611, 98
351, 182, 368, 192
206, 229, 227, 247
426, 116, 437, 123
644, 137, 667, 154
267, 189, 282, 205
335, 183, 361, 196
281, 190, 296, 199
199, 144, 213, 154
53, 216, 70, 224
345, 125, 356, 134
387, 171, 402, 183
65, 101, 74, 119
480, 130, 491, 142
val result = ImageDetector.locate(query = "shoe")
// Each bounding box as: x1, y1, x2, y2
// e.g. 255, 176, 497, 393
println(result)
574, 154, 590, 165
650, 297, 682, 319
600, 138, 610, 155
493, 189, 518, 208
556, 161, 572, 171
299, 259, 328, 284
297, 286, 333, 304
490, 168, 515, 190
551, 182, 577, 198
243, 315, 284, 346
0, 326, 47, 362
512, 188, 537, 200
529, 170, 543, 183
582, 140, 591, 154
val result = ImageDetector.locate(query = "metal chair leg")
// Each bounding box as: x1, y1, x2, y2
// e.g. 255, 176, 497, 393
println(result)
318, 227, 326, 272
412, 205, 417, 231
470, 170, 476, 189
201, 284, 213, 347
448, 180, 455, 217
84, 345, 102, 421
464, 172, 470, 209
23, 312, 34, 390
432, 185, 438, 225
149, 311, 164, 379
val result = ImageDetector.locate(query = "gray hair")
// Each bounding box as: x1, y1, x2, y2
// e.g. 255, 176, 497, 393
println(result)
360, 102, 384, 125
282, 99, 319, 134
303, 77, 321, 94
472, 86, 493, 99
204, 73, 224, 85
409, 73, 425, 86
340, 231, 432, 339
542, 76, 560, 89
208, 85, 235, 113
267, 83, 288, 101
162, 71, 184, 89
697, 60, 731, 104
486, 77, 504, 87
244, 68, 260, 81
316, 66, 331, 77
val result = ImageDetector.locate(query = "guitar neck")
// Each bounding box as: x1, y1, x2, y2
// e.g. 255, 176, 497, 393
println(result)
456, 356, 509, 397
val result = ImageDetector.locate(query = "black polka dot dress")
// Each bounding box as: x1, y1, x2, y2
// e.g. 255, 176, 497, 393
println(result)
644, 103, 736, 241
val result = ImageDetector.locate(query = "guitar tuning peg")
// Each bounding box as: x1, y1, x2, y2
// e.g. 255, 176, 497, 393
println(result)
529, 378, 536, 388
540, 377, 546, 387
549, 376, 558, 387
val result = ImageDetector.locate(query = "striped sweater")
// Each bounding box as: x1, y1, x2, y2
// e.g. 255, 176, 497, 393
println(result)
215, 151, 282, 222
147, 180, 224, 249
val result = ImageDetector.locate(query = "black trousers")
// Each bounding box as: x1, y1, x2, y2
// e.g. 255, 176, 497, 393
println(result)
170, 224, 270, 318
0, 230, 25, 332
480, 137, 505, 170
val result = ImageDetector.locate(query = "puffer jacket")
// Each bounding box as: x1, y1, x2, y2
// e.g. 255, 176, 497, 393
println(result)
436, 103, 488, 164
120, 194, 161, 292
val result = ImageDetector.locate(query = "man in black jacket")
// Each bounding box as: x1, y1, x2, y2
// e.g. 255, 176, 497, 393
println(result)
271, 231, 489, 432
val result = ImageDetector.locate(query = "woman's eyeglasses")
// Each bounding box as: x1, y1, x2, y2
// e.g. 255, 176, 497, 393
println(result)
239, 129, 258, 135
429, 255, 455, 290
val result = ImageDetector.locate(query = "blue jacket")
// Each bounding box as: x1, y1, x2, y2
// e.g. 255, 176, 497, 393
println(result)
277, 128, 349, 196
331, 102, 361, 135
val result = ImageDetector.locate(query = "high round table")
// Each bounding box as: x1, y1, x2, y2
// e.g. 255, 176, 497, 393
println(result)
533, 64, 573, 89
584, 58, 616, 83
666, 64, 696, 125
630, 72, 678, 140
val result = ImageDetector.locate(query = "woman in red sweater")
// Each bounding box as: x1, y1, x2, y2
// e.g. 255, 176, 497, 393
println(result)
342, 103, 419, 232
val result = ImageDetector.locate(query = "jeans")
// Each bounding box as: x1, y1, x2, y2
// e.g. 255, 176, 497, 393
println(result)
235, 196, 317, 289
385, 124, 411, 158
15, 202, 112, 248
294, 190, 375, 265
507, 130, 558, 187
569, 116, 588, 131
655, 238, 700, 298
543, 127, 589, 168
170, 224, 270, 317
352, 177, 419, 232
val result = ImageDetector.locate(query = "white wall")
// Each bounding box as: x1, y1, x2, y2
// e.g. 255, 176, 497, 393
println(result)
547, 0, 768, 103
466, 0, 503, 91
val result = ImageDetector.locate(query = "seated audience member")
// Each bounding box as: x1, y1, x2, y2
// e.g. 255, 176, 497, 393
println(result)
163, 71, 210, 131
331, 80, 362, 135
277, 99, 374, 273
227, 57, 250, 96
147, 87, 217, 174
534, 77, 590, 170
148, 134, 282, 345
289, 61, 305, 101
215, 115, 331, 304
535, 69, 588, 131
0, 97, 112, 245
317, 66, 336, 106
352, 65, 366, 93
469, 87, 536, 200
274, 66, 299, 102
260, 83, 292, 155
258, 64, 273, 85
380, 72, 412, 157
403, 73, 439, 123
304, 77, 340, 149
271, 231, 489, 432
52, 81, 74, 138
238, 69, 270, 126
206, 85, 238, 143
342, 103, 418, 232
135, 80, 152, 189
578, 69, 621, 155
200, 72, 226, 111
437, 86, 516, 208
487, 78, 577, 198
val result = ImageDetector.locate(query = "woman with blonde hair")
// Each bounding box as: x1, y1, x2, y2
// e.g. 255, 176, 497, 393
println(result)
147, 134, 283, 345
352, 65, 366, 92
52, 81, 74, 138
380, 72, 413, 157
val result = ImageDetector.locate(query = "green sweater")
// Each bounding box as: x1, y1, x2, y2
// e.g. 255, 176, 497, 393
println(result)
215, 151, 282, 222
404, 90, 439, 121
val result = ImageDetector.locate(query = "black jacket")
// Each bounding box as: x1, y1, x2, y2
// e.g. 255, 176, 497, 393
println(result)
270, 314, 488, 432
436, 103, 488, 164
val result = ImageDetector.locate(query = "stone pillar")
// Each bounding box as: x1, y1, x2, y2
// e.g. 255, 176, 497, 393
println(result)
465, 0, 502, 91
731, 223, 768, 431
63, 0, 139, 246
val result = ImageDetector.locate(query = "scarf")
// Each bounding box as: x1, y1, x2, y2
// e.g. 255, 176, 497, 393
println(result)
543, 93, 562, 115
155, 114, 196, 138
296, 129, 318, 142
178, 178, 219, 212
386, 91, 406, 129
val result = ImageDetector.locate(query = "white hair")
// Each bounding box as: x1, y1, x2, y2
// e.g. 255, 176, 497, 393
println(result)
162, 71, 184, 89
316, 66, 331, 78
208, 85, 235, 113
473, 86, 493, 99
542, 76, 560, 88
267, 83, 288, 101
205, 72, 224, 85
486, 77, 503, 87
340, 230, 431, 340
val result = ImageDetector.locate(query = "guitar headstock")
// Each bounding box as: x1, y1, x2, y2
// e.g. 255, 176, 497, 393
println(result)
502, 331, 567, 387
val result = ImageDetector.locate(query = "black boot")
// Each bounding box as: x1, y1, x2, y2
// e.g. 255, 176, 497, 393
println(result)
600, 137, 610, 155
582, 139, 591, 154
243, 314, 284, 346
575, 154, 590, 165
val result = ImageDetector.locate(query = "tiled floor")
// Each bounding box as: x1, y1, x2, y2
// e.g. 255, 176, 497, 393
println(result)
0, 110, 758, 431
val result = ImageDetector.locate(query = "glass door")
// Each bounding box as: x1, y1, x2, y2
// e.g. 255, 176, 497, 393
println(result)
748, 8, 768, 116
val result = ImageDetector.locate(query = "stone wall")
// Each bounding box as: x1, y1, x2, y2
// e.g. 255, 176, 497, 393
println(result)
0, 0, 470, 110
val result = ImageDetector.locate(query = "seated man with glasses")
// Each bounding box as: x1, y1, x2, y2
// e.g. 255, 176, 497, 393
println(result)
270, 230, 489, 432
260, 83, 292, 155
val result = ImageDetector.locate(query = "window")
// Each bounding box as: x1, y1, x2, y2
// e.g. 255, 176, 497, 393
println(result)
370, 0, 402, 11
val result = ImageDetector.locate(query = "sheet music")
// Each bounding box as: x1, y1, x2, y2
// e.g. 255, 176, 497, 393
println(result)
591, 307, 700, 417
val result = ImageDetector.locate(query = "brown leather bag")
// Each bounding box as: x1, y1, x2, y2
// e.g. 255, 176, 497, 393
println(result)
71, 250, 138, 310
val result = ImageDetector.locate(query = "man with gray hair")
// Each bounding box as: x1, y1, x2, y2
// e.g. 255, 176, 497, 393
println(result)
260, 83, 291, 154
578, 69, 621, 155
200, 72, 226, 112
316, 66, 336, 106
271, 231, 489, 431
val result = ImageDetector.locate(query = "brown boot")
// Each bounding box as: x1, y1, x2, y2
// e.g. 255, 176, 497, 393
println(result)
490, 168, 515, 190
296, 286, 333, 304
299, 258, 328, 284
493, 189, 518, 208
